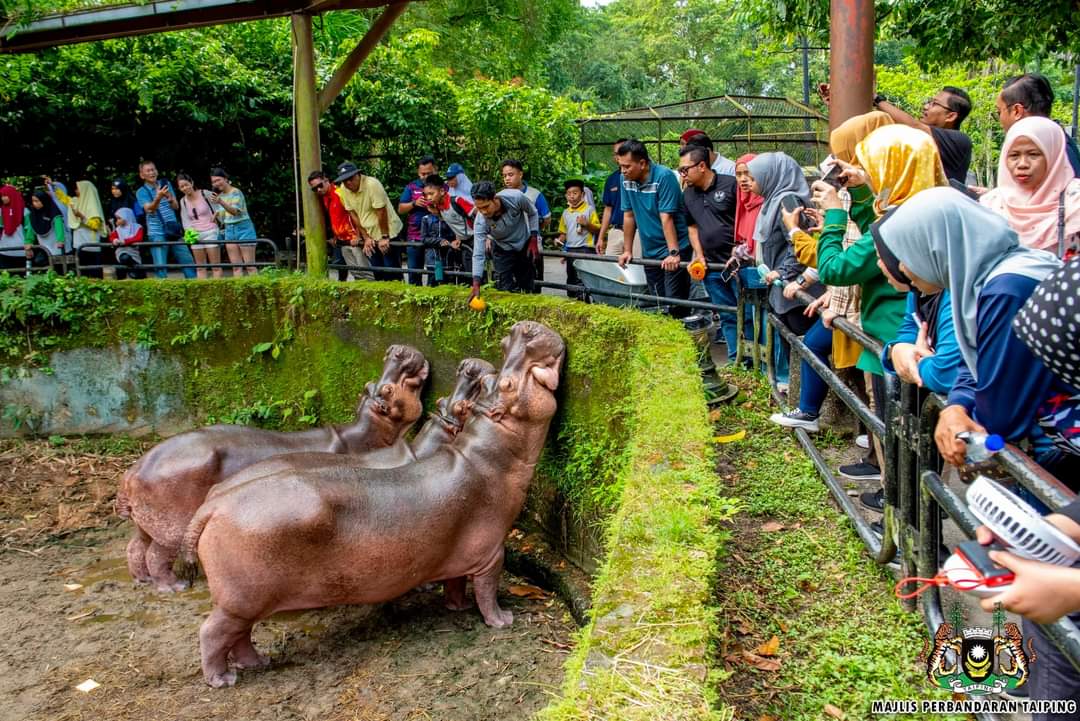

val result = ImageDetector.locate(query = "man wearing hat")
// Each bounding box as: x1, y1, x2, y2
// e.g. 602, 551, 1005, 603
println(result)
334, 161, 402, 282
555, 179, 599, 298
445, 163, 473, 202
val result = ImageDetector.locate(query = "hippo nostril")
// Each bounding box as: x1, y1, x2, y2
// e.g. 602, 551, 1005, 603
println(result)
379, 384, 393, 398
498, 377, 513, 392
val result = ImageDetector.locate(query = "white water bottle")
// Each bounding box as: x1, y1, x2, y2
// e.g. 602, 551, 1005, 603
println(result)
957, 431, 1004, 463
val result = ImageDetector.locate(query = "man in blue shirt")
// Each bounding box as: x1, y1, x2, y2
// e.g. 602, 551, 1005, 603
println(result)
615, 140, 692, 317
135, 160, 196, 279
597, 138, 628, 256
398, 155, 438, 285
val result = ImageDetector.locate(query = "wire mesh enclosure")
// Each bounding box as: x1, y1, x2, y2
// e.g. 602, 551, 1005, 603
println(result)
578, 95, 829, 171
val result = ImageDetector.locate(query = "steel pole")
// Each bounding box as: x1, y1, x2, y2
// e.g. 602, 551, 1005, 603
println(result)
291, 13, 327, 277
1073, 63, 1079, 140
828, 0, 875, 130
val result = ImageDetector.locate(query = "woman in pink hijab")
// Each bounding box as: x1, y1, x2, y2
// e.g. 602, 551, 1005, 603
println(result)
981, 116, 1080, 259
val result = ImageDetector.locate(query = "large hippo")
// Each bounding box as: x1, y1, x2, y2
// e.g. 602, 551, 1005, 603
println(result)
180, 322, 564, 687
116, 345, 429, 592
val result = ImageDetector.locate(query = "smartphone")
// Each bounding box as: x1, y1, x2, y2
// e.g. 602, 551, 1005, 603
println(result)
821, 164, 846, 190
780, 195, 813, 231
954, 540, 1014, 589
948, 178, 981, 201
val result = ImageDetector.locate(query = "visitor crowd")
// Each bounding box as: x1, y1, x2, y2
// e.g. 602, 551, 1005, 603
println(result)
3, 73, 1080, 707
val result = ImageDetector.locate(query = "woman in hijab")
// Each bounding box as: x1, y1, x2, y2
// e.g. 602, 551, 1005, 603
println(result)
106, 179, 145, 233
445, 163, 474, 203
981, 116, 1080, 259
731, 153, 768, 360
27, 189, 67, 256
63, 180, 107, 276
1, 184, 25, 248
108, 207, 146, 280
875, 187, 1067, 474
745, 152, 824, 385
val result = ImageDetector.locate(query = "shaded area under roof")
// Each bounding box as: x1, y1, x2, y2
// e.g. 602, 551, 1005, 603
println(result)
0, 0, 409, 52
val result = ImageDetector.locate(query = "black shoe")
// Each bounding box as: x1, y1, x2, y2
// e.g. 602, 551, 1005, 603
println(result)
859, 488, 885, 512
841, 462, 883, 482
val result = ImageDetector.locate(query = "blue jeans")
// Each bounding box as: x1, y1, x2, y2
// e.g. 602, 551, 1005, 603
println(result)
149, 237, 196, 279
406, 243, 424, 286
703, 271, 739, 361
737, 267, 788, 381
798, 318, 832, 415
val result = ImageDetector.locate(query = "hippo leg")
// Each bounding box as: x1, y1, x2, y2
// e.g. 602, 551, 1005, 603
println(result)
199, 607, 251, 688
443, 577, 472, 611
146, 542, 189, 593
228, 633, 270, 670
473, 551, 513, 628
125, 528, 152, 585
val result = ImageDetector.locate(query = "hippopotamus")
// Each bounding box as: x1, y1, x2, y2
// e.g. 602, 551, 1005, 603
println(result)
180, 322, 564, 687
116, 345, 429, 593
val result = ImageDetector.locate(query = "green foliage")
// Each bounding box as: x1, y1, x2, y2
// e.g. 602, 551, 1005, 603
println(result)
0, 272, 115, 362
169, 321, 222, 347
208, 389, 320, 428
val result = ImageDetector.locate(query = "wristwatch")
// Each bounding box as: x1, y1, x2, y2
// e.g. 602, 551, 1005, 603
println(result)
872, 93, 888, 108
667, 247, 680, 257
380, 235, 390, 240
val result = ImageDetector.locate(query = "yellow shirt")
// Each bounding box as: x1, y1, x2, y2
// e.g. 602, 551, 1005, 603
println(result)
336, 175, 403, 240
557, 201, 599, 248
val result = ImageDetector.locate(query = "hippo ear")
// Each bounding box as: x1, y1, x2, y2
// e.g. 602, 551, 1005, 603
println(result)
418, 360, 430, 384
530, 363, 560, 391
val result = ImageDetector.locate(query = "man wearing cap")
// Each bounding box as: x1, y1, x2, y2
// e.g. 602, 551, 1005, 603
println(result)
679, 129, 736, 177
334, 161, 403, 282
468, 180, 540, 299
398, 155, 438, 285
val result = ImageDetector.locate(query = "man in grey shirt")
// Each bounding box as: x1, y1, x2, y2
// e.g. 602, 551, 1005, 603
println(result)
470, 181, 540, 298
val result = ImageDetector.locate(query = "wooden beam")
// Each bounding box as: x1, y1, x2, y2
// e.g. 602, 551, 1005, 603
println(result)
291, 12, 327, 277
316, 1, 408, 115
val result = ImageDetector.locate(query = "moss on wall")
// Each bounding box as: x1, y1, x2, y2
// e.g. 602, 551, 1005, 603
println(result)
0, 275, 735, 719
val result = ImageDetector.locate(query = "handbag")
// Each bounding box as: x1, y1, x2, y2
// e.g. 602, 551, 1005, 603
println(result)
154, 183, 183, 241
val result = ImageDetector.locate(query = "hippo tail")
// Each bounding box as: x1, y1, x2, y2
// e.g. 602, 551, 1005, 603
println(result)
115, 468, 135, 519
178, 501, 215, 581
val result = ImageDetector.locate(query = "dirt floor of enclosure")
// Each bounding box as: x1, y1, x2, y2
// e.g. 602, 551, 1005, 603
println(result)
0, 440, 576, 721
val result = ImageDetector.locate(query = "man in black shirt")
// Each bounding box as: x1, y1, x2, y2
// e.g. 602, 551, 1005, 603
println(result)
873, 86, 973, 183
678, 145, 740, 361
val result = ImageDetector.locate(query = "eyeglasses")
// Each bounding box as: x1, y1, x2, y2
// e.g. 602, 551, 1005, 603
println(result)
924, 98, 952, 112
676, 162, 703, 177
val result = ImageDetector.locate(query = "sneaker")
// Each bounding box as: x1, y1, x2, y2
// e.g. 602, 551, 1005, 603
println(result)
840, 462, 882, 482
856, 434, 870, 449
777, 382, 790, 395
859, 488, 885, 512
769, 409, 820, 432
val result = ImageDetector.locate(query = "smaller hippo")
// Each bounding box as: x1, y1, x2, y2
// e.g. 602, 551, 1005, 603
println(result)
116, 345, 428, 592
182, 322, 564, 687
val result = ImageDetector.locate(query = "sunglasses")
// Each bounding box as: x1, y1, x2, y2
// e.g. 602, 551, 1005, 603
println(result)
310, 181, 328, 192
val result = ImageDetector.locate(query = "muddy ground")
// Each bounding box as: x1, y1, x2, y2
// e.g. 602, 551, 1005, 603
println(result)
0, 440, 576, 721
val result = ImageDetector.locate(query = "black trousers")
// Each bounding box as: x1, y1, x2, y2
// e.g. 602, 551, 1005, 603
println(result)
643, 246, 692, 318
564, 245, 593, 299
492, 244, 535, 293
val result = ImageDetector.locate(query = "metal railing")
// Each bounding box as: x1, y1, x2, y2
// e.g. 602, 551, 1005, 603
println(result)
764, 286, 1080, 691
0, 243, 61, 274
72, 239, 279, 276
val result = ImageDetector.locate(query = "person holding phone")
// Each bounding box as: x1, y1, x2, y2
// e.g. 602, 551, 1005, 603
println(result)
210, 167, 258, 276
136, 160, 196, 279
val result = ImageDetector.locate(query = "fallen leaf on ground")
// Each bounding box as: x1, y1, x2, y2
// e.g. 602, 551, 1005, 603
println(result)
507, 584, 548, 599
761, 521, 785, 533
755, 635, 780, 657
741, 651, 781, 671
714, 430, 746, 444
708, 409, 723, 423
758, 716, 778, 721
824, 703, 845, 719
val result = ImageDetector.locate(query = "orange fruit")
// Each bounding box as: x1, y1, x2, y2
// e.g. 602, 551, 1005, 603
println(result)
469, 296, 487, 311
688, 260, 707, 280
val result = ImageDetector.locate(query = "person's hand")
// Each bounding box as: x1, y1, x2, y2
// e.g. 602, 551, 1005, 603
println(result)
804, 291, 830, 318
980, 552, 1080, 623
24, 247, 34, 259
527, 233, 540, 262
968, 185, 989, 197
440, 239, 450, 248
617, 250, 632, 268
72, 208, 85, 220
780, 205, 803, 231
349, 237, 360, 247
913, 321, 935, 360
810, 181, 843, 211
661, 253, 681, 271
363, 238, 375, 257
820, 308, 838, 328
554, 235, 565, 248
782, 280, 801, 300
378, 237, 390, 254
803, 207, 824, 234
576, 214, 589, 230
155, 184, 169, 198
468, 279, 481, 303
42, 175, 52, 187
831, 158, 870, 188
450, 239, 461, 250
1046, 514, 1080, 545
935, 405, 987, 466
890, 343, 924, 387
763, 270, 780, 285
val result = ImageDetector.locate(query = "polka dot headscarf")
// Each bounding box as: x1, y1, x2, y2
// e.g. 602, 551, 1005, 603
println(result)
1013, 257, 1080, 390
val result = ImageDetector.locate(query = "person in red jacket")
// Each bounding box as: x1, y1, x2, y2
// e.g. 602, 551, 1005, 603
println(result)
308, 170, 358, 281
109, 207, 145, 279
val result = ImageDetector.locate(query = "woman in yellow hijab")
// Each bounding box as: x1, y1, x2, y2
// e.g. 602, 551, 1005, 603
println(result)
854, 124, 949, 215
54, 180, 107, 275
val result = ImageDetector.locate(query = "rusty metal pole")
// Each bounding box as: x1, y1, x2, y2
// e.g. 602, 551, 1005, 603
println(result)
828, 0, 875, 130
292, 13, 326, 277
